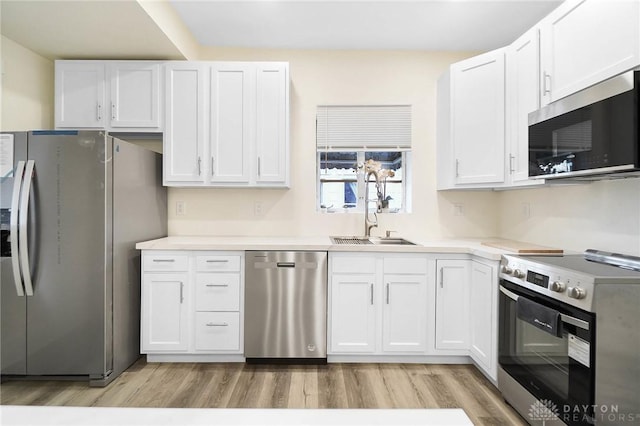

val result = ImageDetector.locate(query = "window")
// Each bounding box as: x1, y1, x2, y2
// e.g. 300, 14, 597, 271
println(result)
316, 105, 412, 213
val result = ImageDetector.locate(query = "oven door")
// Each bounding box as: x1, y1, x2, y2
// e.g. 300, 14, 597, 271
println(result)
499, 280, 595, 425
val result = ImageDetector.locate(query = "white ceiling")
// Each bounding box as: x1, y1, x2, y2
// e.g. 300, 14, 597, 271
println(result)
0, 0, 563, 60
169, 0, 563, 51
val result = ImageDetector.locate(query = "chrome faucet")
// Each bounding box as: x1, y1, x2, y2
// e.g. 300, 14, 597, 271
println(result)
364, 170, 379, 237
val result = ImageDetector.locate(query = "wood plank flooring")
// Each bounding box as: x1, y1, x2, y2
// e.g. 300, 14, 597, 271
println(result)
1, 360, 527, 425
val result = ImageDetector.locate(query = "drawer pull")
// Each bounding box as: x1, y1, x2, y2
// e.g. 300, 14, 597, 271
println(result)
206, 260, 229, 263
206, 322, 229, 327
153, 259, 175, 263
205, 284, 229, 287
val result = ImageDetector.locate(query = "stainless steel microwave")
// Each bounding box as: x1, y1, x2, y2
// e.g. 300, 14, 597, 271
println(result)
528, 70, 639, 180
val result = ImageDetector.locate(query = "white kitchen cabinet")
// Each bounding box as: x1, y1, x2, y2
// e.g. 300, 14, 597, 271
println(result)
163, 61, 290, 188
469, 260, 498, 380
55, 61, 105, 129
540, 0, 640, 104
329, 253, 430, 355
209, 63, 252, 183
163, 62, 207, 185
382, 274, 428, 352
437, 49, 506, 189
330, 273, 377, 353
505, 28, 545, 187
141, 272, 189, 352
435, 259, 470, 351
109, 62, 161, 129
55, 60, 162, 131
141, 250, 244, 359
255, 63, 289, 185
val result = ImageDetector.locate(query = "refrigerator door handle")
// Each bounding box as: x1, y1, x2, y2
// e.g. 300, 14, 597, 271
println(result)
10, 160, 26, 297
19, 160, 35, 296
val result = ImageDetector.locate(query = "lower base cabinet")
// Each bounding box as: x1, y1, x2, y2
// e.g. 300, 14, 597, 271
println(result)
141, 272, 189, 352
329, 253, 431, 355
469, 260, 498, 379
140, 250, 244, 358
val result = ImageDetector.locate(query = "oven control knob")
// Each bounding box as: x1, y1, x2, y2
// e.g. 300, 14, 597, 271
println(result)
513, 269, 525, 279
501, 266, 513, 275
550, 281, 566, 292
567, 286, 586, 299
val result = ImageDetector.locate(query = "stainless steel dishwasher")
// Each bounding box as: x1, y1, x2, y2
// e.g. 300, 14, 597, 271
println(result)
245, 251, 327, 362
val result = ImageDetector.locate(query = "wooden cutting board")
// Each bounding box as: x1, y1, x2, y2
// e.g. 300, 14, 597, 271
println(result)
481, 239, 563, 254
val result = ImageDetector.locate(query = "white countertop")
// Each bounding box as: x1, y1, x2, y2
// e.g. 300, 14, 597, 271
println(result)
136, 236, 508, 261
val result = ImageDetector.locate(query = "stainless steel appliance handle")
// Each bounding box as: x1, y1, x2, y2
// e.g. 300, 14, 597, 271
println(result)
499, 285, 590, 331
10, 161, 26, 297
277, 262, 295, 268
19, 160, 35, 296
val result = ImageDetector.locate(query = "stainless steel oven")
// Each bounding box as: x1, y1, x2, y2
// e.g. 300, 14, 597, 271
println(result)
498, 252, 640, 426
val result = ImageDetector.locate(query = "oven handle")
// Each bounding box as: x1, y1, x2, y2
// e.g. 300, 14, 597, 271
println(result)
499, 285, 590, 331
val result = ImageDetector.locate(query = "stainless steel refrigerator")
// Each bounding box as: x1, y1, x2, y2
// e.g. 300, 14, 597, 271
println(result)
0, 130, 167, 386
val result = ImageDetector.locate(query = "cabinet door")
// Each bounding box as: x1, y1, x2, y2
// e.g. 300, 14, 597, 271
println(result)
506, 28, 543, 185
141, 273, 188, 352
451, 49, 505, 185
469, 261, 497, 379
164, 63, 206, 184
540, 0, 640, 104
382, 274, 427, 352
209, 63, 253, 183
255, 63, 289, 185
55, 61, 105, 128
435, 260, 470, 350
109, 62, 161, 129
330, 274, 376, 353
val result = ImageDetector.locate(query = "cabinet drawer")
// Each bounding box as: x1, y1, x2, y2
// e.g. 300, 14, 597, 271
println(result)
143, 253, 189, 272
195, 255, 241, 272
195, 312, 240, 351
195, 273, 240, 311
383, 257, 428, 274
331, 256, 376, 273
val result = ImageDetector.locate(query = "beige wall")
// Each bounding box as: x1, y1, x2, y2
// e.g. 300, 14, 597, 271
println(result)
498, 179, 640, 255
0, 36, 53, 130
168, 47, 502, 239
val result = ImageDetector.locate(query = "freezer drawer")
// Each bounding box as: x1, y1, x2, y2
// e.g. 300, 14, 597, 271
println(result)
244, 251, 328, 360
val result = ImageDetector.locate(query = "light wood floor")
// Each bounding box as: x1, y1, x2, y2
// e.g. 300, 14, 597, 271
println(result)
1, 359, 527, 425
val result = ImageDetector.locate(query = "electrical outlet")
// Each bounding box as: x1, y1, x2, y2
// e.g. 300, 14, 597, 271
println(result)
254, 201, 263, 216
522, 202, 531, 219
453, 203, 464, 216
176, 201, 186, 216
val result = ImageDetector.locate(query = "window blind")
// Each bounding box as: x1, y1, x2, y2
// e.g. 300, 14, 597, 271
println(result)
316, 105, 411, 151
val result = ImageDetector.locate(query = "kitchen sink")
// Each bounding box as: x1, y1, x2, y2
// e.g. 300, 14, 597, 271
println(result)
368, 237, 416, 246
331, 236, 416, 246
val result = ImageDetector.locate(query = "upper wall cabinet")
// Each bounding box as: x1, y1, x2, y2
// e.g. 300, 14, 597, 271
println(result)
505, 28, 545, 187
163, 61, 290, 188
540, 0, 640, 105
437, 48, 506, 190
55, 61, 162, 132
